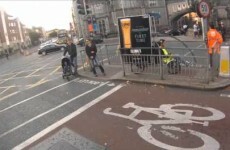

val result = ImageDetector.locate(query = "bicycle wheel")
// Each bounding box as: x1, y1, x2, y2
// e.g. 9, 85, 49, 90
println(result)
137, 124, 220, 150
160, 104, 225, 121
167, 60, 181, 74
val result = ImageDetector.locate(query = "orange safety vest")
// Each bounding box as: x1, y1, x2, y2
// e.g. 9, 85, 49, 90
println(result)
207, 29, 223, 54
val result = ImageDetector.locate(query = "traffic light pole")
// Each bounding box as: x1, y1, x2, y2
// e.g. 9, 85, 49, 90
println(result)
83, 0, 88, 40
83, 0, 87, 17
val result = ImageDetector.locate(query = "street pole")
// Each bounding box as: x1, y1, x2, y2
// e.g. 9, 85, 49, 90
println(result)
83, 0, 87, 16
82, 0, 87, 40
141, 0, 146, 15
201, 18, 208, 41
153, 17, 156, 34
121, 0, 126, 17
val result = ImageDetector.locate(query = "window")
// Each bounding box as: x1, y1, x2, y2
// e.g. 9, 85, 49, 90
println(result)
93, 3, 104, 14
183, 4, 186, 9
149, 0, 157, 7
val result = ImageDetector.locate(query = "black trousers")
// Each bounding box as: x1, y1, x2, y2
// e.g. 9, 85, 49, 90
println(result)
89, 56, 104, 75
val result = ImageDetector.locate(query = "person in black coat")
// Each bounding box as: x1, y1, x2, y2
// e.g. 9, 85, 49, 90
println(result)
85, 39, 105, 77
63, 38, 78, 75
218, 22, 226, 42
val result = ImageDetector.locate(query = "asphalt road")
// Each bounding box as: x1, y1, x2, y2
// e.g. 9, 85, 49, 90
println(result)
0, 40, 229, 150
0, 49, 120, 150
18, 81, 230, 150
28, 82, 229, 150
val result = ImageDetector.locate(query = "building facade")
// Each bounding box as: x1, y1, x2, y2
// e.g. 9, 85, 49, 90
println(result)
72, 0, 230, 38
0, 8, 31, 51
72, 0, 168, 38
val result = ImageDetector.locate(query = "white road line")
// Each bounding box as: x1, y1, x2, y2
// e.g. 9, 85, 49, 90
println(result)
0, 81, 109, 140
0, 72, 22, 85
26, 64, 49, 77
0, 87, 11, 95
0, 78, 80, 113
13, 83, 124, 150
220, 94, 230, 98
0, 72, 16, 77
0, 85, 16, 89
0, 92, 19, 102
184, 43, 205, 56
0, 75, 40, 82
0, 66, 59, 78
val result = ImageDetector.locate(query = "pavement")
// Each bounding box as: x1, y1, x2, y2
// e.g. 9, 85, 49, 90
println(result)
8, 36, 230, 150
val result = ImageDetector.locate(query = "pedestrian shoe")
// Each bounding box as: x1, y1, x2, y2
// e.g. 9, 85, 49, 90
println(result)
74, 72, 79, 77
94, 74, 98, 77
103, 72, 106, 76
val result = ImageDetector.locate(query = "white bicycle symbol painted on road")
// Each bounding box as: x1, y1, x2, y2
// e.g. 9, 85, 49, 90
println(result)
103, 103, 225, 150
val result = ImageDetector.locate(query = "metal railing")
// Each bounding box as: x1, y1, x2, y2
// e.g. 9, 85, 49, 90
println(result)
79, 44, 212, 83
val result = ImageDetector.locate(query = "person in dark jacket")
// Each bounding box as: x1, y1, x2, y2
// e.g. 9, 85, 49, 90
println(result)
63, 38, 78, 75
85, 39, 105, 77
218, 22, 226, 42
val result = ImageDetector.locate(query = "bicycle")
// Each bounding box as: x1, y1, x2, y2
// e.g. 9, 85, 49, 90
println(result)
103, 103, 225, 150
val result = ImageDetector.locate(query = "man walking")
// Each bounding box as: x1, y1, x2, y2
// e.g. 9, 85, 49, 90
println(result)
193, 22, 198, 38
85, 39, 105, 77
63, 38, 78, 76
206, 22, 223, 80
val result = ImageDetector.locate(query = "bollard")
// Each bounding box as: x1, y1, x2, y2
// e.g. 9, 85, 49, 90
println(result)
219, 46, 230, 77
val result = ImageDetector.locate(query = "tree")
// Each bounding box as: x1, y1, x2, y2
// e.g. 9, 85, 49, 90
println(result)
48, 31, 57, 38
28, 30, 41, 46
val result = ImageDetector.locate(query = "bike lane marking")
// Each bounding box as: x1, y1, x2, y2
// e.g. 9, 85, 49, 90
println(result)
13, 84, 124, 150
104, 103, 224, 150
42, 84, 228, 150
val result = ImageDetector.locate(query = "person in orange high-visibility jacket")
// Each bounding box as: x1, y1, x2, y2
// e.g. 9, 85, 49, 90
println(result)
207, 23, 223, 54
206, 22, 223, 79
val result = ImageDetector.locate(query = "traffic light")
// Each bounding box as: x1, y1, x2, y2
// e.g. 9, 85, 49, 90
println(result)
76, 0, 91, 15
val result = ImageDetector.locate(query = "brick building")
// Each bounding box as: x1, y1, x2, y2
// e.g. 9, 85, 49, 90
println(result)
0, 8, 31, 52
72, 0, 168, 38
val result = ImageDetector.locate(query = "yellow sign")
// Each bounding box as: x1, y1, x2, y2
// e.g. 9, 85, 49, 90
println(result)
121, 18, 131, 48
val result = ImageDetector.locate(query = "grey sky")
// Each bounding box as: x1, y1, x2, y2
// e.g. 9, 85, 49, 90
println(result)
0, 0, 72, 31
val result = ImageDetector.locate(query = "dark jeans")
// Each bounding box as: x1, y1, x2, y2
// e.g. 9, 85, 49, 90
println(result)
89, 56, 104, 75
70, 56, 77, 73
209, 53, 220, 80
